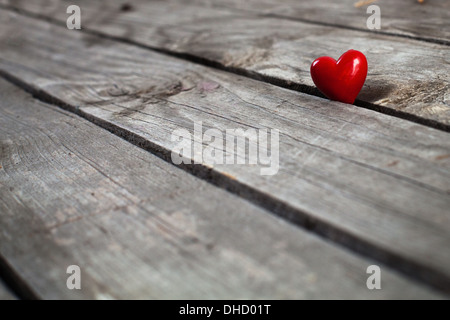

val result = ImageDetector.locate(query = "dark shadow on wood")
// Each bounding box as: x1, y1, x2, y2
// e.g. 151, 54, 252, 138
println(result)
0, 3, 448, 133
1, 70, 449, 297
0, 256, 37, 300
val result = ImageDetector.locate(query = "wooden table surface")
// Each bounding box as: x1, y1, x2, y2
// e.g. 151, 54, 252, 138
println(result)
0, 0, 448, 299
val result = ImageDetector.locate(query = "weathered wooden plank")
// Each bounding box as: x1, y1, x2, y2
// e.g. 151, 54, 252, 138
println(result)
5, 0, 448, 44
1, 78, 440, 299
0, 280, 15, 300
190, 0, 450, 45
0, 11, 450, 293
1, 0, 449, 128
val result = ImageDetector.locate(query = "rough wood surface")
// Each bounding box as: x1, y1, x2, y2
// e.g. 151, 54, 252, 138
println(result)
0, 11, 449, 293
0, 280, 15, 300
5, 0, 449, 44
190, 0, 450, 45
1, 0, 449, 129
1, 78, 440, 299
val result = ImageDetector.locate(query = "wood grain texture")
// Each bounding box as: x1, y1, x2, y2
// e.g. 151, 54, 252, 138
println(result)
190, 0, 450, 45
0, 280, 15, 300
1, 0, 449, 128
1, 78, 440, 299
0, 11, 449, 293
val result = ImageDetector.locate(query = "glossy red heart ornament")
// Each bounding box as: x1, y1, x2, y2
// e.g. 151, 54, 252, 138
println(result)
310, 50, 368, 104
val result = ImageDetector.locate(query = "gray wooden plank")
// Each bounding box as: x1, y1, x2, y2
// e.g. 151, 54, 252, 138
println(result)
0, 10, 450, 293
0, 78, 440, 299
5, 0, 448, 44
0, 280, 15, 300
0, 0, 449, 128
190, 0, 450, 45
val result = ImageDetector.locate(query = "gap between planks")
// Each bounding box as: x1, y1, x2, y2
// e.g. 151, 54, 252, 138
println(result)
0, 9, 449, 295
1, 65, 448, 298
0, 257, 35, 299
1, 78, 443, 299
259, 13, 450, 47
3, 0, 449, 46
1, 50, 450, 296
198, 0, 450, 46
0, 3, 448, 133
0, 281, 16, 300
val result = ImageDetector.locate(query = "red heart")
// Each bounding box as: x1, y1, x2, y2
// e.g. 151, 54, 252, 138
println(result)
310, 50, 368, 104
